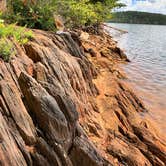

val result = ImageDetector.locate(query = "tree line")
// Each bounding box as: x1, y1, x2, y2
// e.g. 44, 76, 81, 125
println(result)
0, 0, 125, 30
110, 11, 166, 25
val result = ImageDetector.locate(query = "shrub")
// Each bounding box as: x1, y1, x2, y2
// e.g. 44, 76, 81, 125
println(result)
0, 23, 33, 43
0, 21, 33, 61
0, 38, 15, 61
55, 1, 98, 28
3, 0, 57, 31
2, 0, 124, 30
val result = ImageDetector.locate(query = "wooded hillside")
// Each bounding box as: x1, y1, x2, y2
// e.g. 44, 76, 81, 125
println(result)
110, 11, 166, 25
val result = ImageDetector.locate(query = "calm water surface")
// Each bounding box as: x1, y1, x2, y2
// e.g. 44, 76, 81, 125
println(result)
108, 23, 166, 132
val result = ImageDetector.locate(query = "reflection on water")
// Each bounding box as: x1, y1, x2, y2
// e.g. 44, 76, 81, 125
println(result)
108, 23, 166, 132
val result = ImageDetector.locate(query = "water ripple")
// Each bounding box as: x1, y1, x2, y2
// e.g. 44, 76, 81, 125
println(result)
108, 23, 166, 132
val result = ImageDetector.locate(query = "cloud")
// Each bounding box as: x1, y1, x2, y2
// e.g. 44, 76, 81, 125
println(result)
118, 0, 166, 14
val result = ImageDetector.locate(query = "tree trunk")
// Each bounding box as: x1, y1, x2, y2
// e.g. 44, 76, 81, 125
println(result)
0, 0, 7, 12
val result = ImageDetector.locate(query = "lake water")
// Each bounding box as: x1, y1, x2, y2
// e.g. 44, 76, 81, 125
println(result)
108, 23, 166, 132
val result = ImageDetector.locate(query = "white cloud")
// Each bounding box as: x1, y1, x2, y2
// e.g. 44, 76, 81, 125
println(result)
118, 0, 166, 14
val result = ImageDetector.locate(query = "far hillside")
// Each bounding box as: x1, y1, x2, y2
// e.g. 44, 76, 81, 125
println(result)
110, 11, 166, 25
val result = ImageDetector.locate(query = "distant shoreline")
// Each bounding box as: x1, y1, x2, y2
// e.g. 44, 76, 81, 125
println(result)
110, 11, 166, 25
109, 21, 166, 26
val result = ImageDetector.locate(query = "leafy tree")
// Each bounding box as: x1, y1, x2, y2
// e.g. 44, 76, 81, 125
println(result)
4, 0, 57, 30
2, 0, 124, 30
54, 0, 125, 28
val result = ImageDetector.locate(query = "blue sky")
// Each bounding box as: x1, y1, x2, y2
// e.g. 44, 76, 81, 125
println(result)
119, 0, 166, 14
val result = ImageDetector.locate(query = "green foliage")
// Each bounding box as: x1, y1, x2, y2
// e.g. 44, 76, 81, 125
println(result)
0, 38, 15, 61
55, 0, 98, 28
52, 0, 125, 28
2, 0, 124, 30
0, 21, 33, 61
110, 11, 166, 25
4, 0, 57, 31
0, 23, 33, 44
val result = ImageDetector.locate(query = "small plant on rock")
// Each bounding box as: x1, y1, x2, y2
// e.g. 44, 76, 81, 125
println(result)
0, 38, 15, 61
0, 21, 33, 61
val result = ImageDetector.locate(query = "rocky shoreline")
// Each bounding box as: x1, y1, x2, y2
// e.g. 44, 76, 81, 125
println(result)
0, 29, 166, 166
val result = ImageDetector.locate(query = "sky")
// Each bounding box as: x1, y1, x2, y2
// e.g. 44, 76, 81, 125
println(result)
118, 0, 166, 14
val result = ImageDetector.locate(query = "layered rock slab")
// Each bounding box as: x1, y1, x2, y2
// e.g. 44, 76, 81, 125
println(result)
0, 30, 108, 166
0, 29, 165, 166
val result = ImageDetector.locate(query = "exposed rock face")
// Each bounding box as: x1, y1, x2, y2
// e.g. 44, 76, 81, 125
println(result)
0, 29, 165, 166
